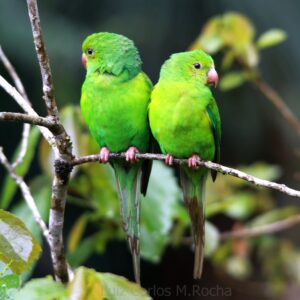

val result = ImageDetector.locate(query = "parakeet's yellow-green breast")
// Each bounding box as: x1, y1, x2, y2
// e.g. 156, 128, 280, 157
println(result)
149, 50, 221, 279
80, 32, 152, 154
80, 32, 153, 284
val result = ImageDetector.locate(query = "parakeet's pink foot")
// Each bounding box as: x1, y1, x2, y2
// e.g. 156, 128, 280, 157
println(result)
188, 154, 200, 170
125, 147, 139, 163
165, 154, 174, 166
99, 147, 110, 163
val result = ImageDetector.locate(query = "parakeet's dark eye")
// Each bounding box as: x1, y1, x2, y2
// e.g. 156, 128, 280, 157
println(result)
87, 48, 94, 56
193, 63, 202, 69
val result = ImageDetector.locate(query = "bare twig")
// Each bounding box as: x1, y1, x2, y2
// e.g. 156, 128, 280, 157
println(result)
0, 112, 60, 130
0, 46, 30, 103
0, 46, 32, 169
12, 124, 31, 168
254, 77, 300, 136
0, 148, 50, 243
0, 74, 57, 152
182, 213, 300, 246
73, 152, 300, 198
220, 214, 300, 240
26, 0, 73, 283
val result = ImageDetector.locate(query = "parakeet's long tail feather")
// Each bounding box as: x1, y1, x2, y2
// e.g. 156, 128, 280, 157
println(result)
180, 167, 206, 279
113, 163, 142, 284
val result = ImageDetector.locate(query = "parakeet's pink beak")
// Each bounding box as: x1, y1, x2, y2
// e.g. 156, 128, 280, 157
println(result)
207, 67, 219, 88
81, 53, 87, 69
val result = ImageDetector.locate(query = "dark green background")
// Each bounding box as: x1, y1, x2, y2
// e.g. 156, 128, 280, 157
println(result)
1, 1, 300, 299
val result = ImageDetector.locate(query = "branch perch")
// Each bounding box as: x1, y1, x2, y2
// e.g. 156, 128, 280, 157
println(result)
73, 152, 300, 198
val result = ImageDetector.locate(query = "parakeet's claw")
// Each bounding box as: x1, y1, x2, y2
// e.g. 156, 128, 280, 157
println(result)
99, 147, 110, 163
125, 147, 139, 163
165, 154, 174, 166
188, 154, 200, 169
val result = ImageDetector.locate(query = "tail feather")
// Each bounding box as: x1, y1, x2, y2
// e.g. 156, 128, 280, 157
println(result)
180, 167, 206, 279
113, 163, 142, 284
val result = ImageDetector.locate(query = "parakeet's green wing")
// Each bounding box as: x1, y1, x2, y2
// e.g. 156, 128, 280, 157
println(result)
80, 32, 153, 284
206, 97, 221, 181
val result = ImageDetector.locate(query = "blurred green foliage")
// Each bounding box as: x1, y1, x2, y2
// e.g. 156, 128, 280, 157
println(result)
0, 9, 299, 299
14, 267, 151, 300
191, 12, 287, 91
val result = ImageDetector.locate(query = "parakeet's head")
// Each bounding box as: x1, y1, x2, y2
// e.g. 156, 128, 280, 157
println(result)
81, 32, 142, 78
160, 50, 218, 87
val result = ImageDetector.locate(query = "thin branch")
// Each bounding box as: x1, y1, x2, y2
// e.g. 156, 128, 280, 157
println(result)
182, 213, 300, 246
0, 46, 32, 169
253, 77, 300, 136
0, 148, 50, 244
13, 124, 31, 168
26, 0, 58, 119
220, 214, 300, 240
0, 46, 30, 103
72, 152, 300, 198
0, 74, 57, 153
0, 112, 60, 130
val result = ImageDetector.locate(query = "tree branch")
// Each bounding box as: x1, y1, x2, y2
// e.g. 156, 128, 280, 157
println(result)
26, 0, 73, 283
220, 214, 300, 240
26, 0, 58, 119
0, 112, 61, 131
254, 77, 300, 136
72, 152, 300, 198
0, 148, 50, 244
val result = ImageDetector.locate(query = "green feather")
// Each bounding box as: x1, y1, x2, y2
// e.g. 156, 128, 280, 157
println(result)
149, 50, 221, 279
80, 32, 152, 283
82, 32, 142, 78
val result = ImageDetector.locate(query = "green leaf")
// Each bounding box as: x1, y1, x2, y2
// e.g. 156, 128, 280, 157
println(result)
67, 236, 96, 268
0, 127, 40, 209
68, 267, 104, 300
67, 214, 88, 252
11, 176, 51, 281
242, 44, 259, 67
205, 221, 220, 256
239, 162, 281, 182
221, 50, 235, 70
190, 16, 224, 53
219, 71, 246, 91
98, 272, 152, 300
0, 274, 20, 300
224, 193, 257, 220
0, 209, 41, 274
256, 29, 287, 49
225, 256, 252, 279
14, 277, 67, 300
193, 12, 255, 54
67, 267, 152, 300
141, 161, 181, 262
221, 12, 255, 49
12, 176, 51, 243
248, 206, 298, 228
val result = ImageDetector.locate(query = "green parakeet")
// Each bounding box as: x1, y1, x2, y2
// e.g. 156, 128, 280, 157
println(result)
149, 50, 221, 279
80, 32, 153, 283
